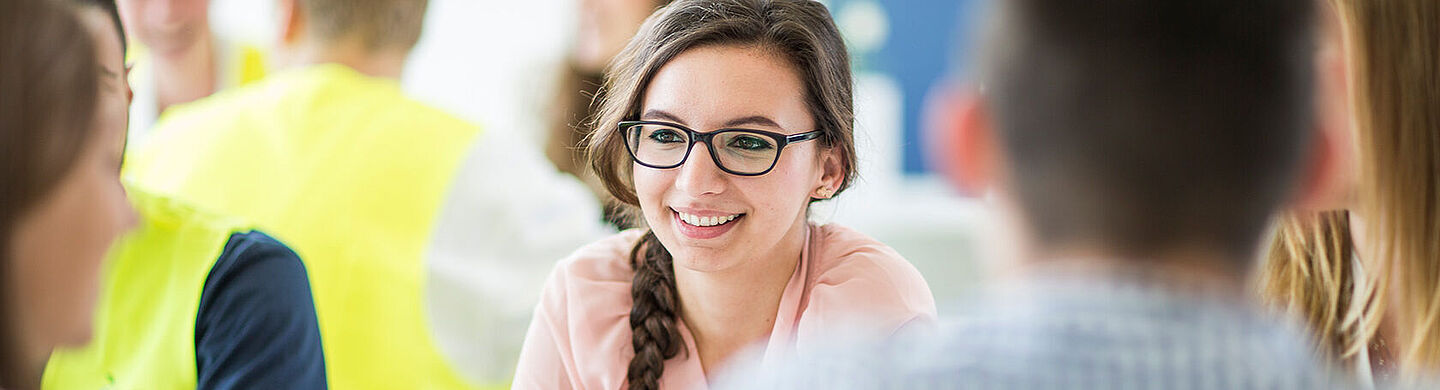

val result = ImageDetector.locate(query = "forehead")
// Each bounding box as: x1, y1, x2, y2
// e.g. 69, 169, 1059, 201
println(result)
640, 44, 813, 131
77, 8, 124, 68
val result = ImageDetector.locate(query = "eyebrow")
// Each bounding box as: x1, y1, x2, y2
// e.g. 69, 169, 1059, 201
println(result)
721, 115, 781, 129
641, 109, 688, 125
640, 109, 784, 129
98, 66, 118, 79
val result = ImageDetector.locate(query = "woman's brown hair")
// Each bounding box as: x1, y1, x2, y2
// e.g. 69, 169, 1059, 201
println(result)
584, 0, 855, 388
0, 0, 101, 385
1259, 0, 1440, 380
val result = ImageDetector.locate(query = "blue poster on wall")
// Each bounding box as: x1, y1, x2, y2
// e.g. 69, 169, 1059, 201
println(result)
830, 0, 979, 175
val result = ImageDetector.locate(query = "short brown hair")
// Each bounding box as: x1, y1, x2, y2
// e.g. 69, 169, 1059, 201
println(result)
981, 0, 1315, 259
301, 0, 429, 51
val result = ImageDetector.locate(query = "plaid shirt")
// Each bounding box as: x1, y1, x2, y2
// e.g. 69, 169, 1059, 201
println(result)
719, 270, 1350, 390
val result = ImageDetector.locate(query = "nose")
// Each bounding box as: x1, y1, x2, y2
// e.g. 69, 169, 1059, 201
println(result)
673, 143, 727, 196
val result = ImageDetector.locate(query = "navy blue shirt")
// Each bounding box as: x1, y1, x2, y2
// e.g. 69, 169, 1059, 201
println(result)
195, 231, 327, 389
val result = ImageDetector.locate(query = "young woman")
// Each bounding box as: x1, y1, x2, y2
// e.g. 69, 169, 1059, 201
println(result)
513, 0, 937, 389
1259, 0, 1439, 385
0, 0, 137, 387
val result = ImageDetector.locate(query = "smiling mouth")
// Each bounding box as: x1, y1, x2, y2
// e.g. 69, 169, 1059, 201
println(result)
674, 209, 744, 227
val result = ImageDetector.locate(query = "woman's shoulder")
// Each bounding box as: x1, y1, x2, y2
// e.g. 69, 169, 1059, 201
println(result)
550, 229, 646, 285
519, 230, 646, 389
534, 229, 646, 352
801, 223, 938, 332
807, 223, 927, 287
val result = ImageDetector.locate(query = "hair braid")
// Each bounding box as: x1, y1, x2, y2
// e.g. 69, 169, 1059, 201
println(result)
626, 231, 683, 390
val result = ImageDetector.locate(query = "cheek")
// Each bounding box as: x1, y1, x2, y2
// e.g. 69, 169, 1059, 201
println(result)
177, 0, 208, 23
740, 158, 820, 220
104, 96, 130, 132
772, 150, 824, 195
7, 172, 118, 348
1338, 128, 1361, 195
631, 164, 674, 216
744, 177, 808, 215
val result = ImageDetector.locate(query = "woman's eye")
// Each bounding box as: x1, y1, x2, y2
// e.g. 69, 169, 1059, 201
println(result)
729, 135, 774, 151
648, 129, 685, 143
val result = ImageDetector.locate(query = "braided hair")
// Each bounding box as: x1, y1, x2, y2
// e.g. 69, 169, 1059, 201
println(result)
625, 231, 682, 390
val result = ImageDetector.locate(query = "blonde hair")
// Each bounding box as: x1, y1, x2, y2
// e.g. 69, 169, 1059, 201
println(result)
1260, 0, 1440, 378
1260, 211, 1359, 363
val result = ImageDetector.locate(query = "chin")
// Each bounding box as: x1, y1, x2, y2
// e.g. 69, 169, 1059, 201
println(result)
68, 328, 95, 347
671, 254, 738, 273
62, 287, 102, 347
664, 245, 742, 273
54, 319, 96, 349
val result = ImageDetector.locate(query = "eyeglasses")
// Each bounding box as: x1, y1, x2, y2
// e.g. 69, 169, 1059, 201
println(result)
619, 120, 823, 176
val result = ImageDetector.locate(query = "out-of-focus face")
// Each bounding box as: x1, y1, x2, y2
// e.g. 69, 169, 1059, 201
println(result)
6, 7, 136, 363
632, 44, 840, 273
574, 0, 662, 72
84, 10, 133, 142
116, 0, 208, 56
1320, 2, 1358, 208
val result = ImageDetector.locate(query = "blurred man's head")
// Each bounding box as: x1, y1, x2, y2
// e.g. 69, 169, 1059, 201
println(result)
945, 0, 1316, 265
278, 0, 428, 54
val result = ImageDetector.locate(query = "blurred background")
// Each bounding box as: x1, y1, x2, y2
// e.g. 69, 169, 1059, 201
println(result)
195, 0, 990, 384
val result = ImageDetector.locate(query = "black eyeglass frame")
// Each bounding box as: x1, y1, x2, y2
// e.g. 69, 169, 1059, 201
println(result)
618, 120, 824, 176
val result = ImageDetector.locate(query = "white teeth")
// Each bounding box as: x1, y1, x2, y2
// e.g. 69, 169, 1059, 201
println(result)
677, 211, 740, 227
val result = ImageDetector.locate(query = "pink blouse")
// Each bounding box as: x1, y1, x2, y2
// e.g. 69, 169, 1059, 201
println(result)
511, 223, 937, 390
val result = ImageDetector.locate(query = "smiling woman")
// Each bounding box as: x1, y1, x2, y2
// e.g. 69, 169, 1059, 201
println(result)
511, 1, 937, 389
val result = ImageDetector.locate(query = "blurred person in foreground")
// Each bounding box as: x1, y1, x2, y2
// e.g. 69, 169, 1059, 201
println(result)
116, 0, 269, 143
1258, 0, 1440, 387
719, 0, 1346, 388
0, 0, 136, 387
42, 1, 326, 388
122, 0, 611, 388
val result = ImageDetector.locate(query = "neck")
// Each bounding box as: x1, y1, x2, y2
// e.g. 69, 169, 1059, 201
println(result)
150, 28, 218, 114
1007, 244, 1251, 298
673, 220, 809, 378
284, 39, 408, 80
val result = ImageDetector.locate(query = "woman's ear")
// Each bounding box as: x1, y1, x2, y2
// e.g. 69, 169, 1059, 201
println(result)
812, 146, 846, 199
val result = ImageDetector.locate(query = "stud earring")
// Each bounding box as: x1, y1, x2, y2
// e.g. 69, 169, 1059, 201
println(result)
816, 187, 834, 199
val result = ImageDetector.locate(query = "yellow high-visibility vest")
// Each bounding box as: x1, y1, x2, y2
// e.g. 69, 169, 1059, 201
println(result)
124, 63, 481, 389
42, 187, 249, 389
126, 41, 270, 144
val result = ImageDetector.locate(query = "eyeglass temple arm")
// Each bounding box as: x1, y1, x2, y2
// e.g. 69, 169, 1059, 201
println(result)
785, 130, 823, 143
